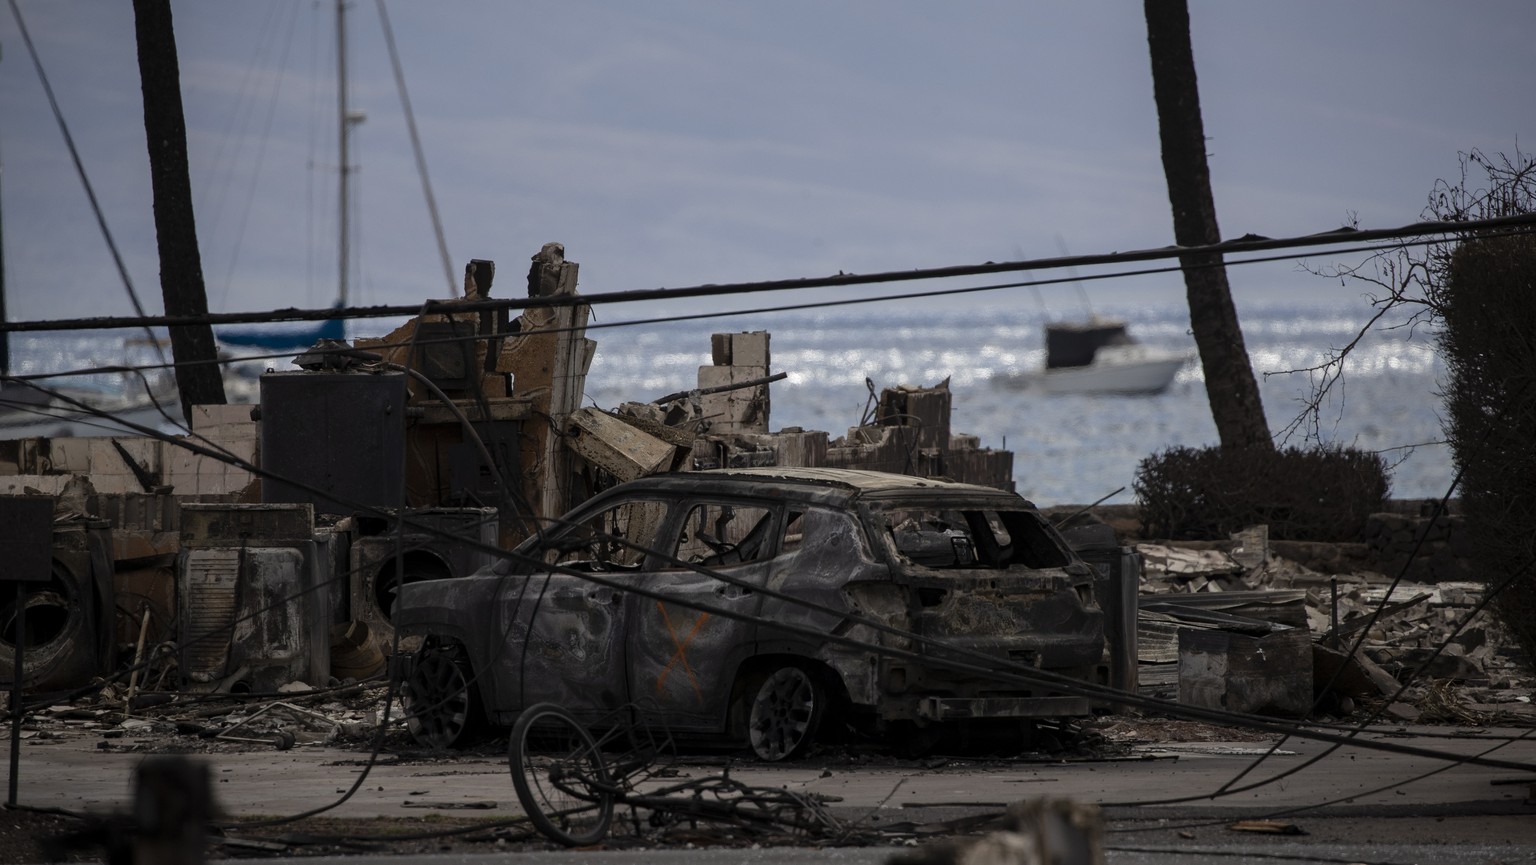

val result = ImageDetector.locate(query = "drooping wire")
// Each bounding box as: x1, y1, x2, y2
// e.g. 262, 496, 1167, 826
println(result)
5, 0, 167, 370
7, 217, 1536, 335
10, 369, 1534, 846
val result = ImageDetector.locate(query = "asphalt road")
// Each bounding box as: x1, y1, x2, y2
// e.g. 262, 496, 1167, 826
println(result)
5, 722, 1536, 863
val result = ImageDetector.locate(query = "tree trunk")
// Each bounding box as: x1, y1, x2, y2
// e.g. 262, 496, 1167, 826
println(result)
1144, 0, 1269, 450
133, 0, 226, 422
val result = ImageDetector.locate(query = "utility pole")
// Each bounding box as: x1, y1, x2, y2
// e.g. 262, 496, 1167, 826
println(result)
1144, 0, 1270, 451
132, 0, 226, 420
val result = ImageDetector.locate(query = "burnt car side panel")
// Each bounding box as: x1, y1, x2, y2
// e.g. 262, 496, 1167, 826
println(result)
623, 498, 777, 730
515, 574, 630, 720
396, 468, 1110, 748
756, 506, 890, 706
628, 566, 764, 728
393, 569, 507, 708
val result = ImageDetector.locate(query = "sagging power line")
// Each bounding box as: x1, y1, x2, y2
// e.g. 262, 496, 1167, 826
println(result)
4, 213, 1535, 335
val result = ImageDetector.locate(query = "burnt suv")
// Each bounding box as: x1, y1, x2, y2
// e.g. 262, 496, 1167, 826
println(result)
394, 467, 1106, 760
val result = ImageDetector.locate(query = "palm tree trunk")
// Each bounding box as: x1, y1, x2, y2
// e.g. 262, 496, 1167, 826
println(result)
1145, 0, 1270, 450
133, 0, 227, 421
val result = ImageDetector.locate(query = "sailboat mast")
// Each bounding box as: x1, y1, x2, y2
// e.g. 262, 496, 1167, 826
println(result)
0, 138, 8, 378
336, 0, 349, 308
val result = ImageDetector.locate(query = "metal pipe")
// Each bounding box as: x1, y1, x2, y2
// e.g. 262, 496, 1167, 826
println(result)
124, 605, 152, 716
1330, 576, 1339, 649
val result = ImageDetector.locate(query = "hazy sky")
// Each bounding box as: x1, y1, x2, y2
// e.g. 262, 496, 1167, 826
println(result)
2, 1, 1531, 328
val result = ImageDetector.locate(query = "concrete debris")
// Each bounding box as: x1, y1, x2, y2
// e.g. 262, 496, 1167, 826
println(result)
0, 240, 1528, 745
1136, 526, 1536, 724
564, 407, 682, 482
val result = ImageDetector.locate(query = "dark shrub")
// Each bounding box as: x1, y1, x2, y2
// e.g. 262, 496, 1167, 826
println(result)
1135, 445, 1390, 542
1433, 232, 1536, 672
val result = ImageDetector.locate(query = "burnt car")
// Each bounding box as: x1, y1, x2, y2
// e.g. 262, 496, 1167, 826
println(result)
394, 467, 1106, 760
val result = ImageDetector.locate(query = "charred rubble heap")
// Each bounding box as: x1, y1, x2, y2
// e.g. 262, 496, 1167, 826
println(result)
0, 243, 1012, 701
2, 241, 1526, 733
1048, 514, 1534, 725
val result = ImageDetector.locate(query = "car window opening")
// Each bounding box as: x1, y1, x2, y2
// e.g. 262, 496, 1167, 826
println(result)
673, 503, 775, 568
883, 507, 1071, 570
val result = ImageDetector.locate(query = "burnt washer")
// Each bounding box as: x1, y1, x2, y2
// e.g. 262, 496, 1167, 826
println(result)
394, 468, 1106, 760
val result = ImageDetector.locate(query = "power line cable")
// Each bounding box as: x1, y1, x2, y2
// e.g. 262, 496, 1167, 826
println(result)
6, 215, 1535, 334
5, 0, 166, 369
1179, 384, 1529, 805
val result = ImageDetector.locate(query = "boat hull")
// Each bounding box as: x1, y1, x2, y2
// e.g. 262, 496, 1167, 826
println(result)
1042, 355, 1187, 395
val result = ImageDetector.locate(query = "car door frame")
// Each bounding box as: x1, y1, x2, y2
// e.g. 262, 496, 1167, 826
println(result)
625, 494, 781, 732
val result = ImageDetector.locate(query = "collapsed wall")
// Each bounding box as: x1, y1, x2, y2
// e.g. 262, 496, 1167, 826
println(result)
593, 330, 1015, 492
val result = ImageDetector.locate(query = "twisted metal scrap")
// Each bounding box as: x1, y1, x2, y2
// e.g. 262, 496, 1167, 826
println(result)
629, 770, 847, 841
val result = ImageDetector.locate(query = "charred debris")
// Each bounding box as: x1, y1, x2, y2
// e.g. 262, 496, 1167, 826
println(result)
0, 242, 1529, 742
0, 244, 1010, 708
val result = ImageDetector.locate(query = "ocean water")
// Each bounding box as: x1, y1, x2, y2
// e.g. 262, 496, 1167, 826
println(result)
582, 300, 1453, 507
11, 299, 1453, 507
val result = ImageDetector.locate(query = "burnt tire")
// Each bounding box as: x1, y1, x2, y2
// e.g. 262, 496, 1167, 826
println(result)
747, 665, 825, 762
401, 643, 483, 749
0, 562, 101, 692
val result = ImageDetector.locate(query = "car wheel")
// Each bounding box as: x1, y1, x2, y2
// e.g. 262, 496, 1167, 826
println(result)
401, 643, 482, 749
747, 666, 825, 762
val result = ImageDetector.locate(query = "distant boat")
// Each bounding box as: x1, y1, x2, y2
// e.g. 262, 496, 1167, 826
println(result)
216, 307, 346, 355
999, 319, 1190, 396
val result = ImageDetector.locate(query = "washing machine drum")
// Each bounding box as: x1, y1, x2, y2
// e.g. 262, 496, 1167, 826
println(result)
0, 545, 110, 693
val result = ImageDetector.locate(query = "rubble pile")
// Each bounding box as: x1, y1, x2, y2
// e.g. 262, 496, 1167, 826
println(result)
1135, 531, 1535, 724
1, 681, 394, 754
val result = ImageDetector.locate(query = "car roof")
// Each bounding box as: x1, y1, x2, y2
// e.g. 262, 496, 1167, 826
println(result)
611, 467, 1029, 507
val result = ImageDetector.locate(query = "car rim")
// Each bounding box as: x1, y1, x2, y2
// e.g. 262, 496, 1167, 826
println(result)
748, 667, 819, 761
403, 648, 472, 749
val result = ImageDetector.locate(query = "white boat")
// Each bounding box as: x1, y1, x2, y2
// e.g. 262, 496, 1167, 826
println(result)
999, 319, 1190, 396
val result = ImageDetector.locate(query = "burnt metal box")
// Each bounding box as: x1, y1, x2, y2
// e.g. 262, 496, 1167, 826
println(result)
1178, 625, 1313, 717
260, 371, 407, 516
180, 503, 315, 548
413, 320, 478, 390
0, 496, 55, 584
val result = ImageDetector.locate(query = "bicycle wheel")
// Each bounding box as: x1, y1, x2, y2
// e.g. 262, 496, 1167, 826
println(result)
509, 703, 614, 846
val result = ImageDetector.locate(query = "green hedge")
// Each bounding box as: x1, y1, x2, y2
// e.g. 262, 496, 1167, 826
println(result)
1135, 445, 1390, 541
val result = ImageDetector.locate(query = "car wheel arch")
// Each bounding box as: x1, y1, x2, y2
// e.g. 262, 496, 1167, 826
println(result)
400, 636, 493, 748
728, 654, 851, 745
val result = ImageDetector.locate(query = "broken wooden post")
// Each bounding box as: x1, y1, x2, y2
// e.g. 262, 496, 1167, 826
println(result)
499, 243, 594, 528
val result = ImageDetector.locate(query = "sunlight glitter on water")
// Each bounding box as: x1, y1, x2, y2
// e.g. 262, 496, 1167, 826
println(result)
20, 299, 1457, 505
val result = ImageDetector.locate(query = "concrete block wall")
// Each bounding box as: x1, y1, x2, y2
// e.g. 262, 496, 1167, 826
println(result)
0, 405, 258, 498
698, 332, 770, 434
166, 404, 258, 496
87, 436, 161, 494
